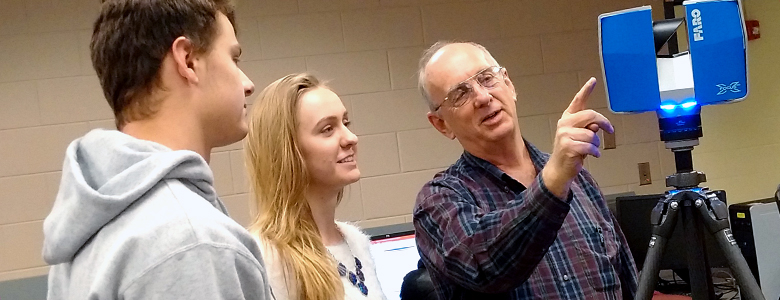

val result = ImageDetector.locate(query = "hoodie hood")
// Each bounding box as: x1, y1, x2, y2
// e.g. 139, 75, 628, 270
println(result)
42, 129, 223, 264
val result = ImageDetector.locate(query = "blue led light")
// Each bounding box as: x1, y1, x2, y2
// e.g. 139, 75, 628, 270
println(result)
660, 104, 676, 111
681, 101, 698, 109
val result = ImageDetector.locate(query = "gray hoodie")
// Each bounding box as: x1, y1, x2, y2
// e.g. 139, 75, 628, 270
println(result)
42, 129, 273, 300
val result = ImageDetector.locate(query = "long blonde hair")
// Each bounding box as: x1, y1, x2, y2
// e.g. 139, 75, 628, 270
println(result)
245, 73, 344, 300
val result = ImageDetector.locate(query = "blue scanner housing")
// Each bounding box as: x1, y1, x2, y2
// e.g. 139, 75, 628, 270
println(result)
686, 0, 748, 104
598, 0, 748, 114
599, 7, 660, 113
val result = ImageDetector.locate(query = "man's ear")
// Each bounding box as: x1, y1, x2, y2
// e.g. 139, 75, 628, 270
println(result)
503, 68, 517, 101
427, 111, 456, 140
171, 36, 198, 84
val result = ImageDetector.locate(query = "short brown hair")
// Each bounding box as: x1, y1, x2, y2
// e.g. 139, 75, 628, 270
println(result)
91, 0, 236, 129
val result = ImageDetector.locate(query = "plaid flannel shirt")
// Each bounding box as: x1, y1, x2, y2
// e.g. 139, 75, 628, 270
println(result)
413, 142, 638, 300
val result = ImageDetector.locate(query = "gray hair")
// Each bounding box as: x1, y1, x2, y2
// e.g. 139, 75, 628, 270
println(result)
417, 41, 500, 112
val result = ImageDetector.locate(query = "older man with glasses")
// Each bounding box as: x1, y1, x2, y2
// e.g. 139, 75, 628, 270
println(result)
412, 41, 638, 299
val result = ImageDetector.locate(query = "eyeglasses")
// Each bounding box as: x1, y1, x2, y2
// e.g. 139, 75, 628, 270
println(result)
433, 66, 506, 112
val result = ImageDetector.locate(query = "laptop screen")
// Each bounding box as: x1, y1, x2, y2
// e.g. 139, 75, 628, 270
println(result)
369, 231, 420, 300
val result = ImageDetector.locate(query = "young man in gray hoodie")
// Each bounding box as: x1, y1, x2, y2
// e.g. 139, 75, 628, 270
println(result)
41, 0, 272, 299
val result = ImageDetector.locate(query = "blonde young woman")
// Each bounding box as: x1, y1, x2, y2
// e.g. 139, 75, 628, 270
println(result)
245, 73, 386, 300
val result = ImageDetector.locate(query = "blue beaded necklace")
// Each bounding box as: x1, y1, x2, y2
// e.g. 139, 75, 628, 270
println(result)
337, 256, 368, 296
330, 238, 369, 296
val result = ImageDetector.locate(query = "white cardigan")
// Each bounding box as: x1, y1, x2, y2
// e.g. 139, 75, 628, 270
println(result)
255, 222, 387, 300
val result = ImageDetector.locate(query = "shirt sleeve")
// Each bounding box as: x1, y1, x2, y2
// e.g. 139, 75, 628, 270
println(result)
121, 243, 274, 300
413, 174, 572, 293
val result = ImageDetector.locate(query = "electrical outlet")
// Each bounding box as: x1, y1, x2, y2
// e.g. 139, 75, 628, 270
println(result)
603, 131, 616, 149
638, 162, 651, 185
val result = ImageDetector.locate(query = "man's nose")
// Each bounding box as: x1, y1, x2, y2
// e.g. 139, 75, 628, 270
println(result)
471, 83, 492, 107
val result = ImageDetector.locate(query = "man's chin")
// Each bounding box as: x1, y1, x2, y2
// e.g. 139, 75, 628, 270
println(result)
481, 123, 515, 141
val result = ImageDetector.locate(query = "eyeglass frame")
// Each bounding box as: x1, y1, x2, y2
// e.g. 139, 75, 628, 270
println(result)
432, 66, 507, 112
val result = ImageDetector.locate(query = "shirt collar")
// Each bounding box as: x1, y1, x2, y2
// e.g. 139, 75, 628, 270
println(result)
460, 140, 550, 181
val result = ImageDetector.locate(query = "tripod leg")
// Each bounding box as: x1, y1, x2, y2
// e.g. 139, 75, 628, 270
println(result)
713, 229, 764, 300
694, 198, 765, 300
681, 204, 715, 299
636, 199, 680, 300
